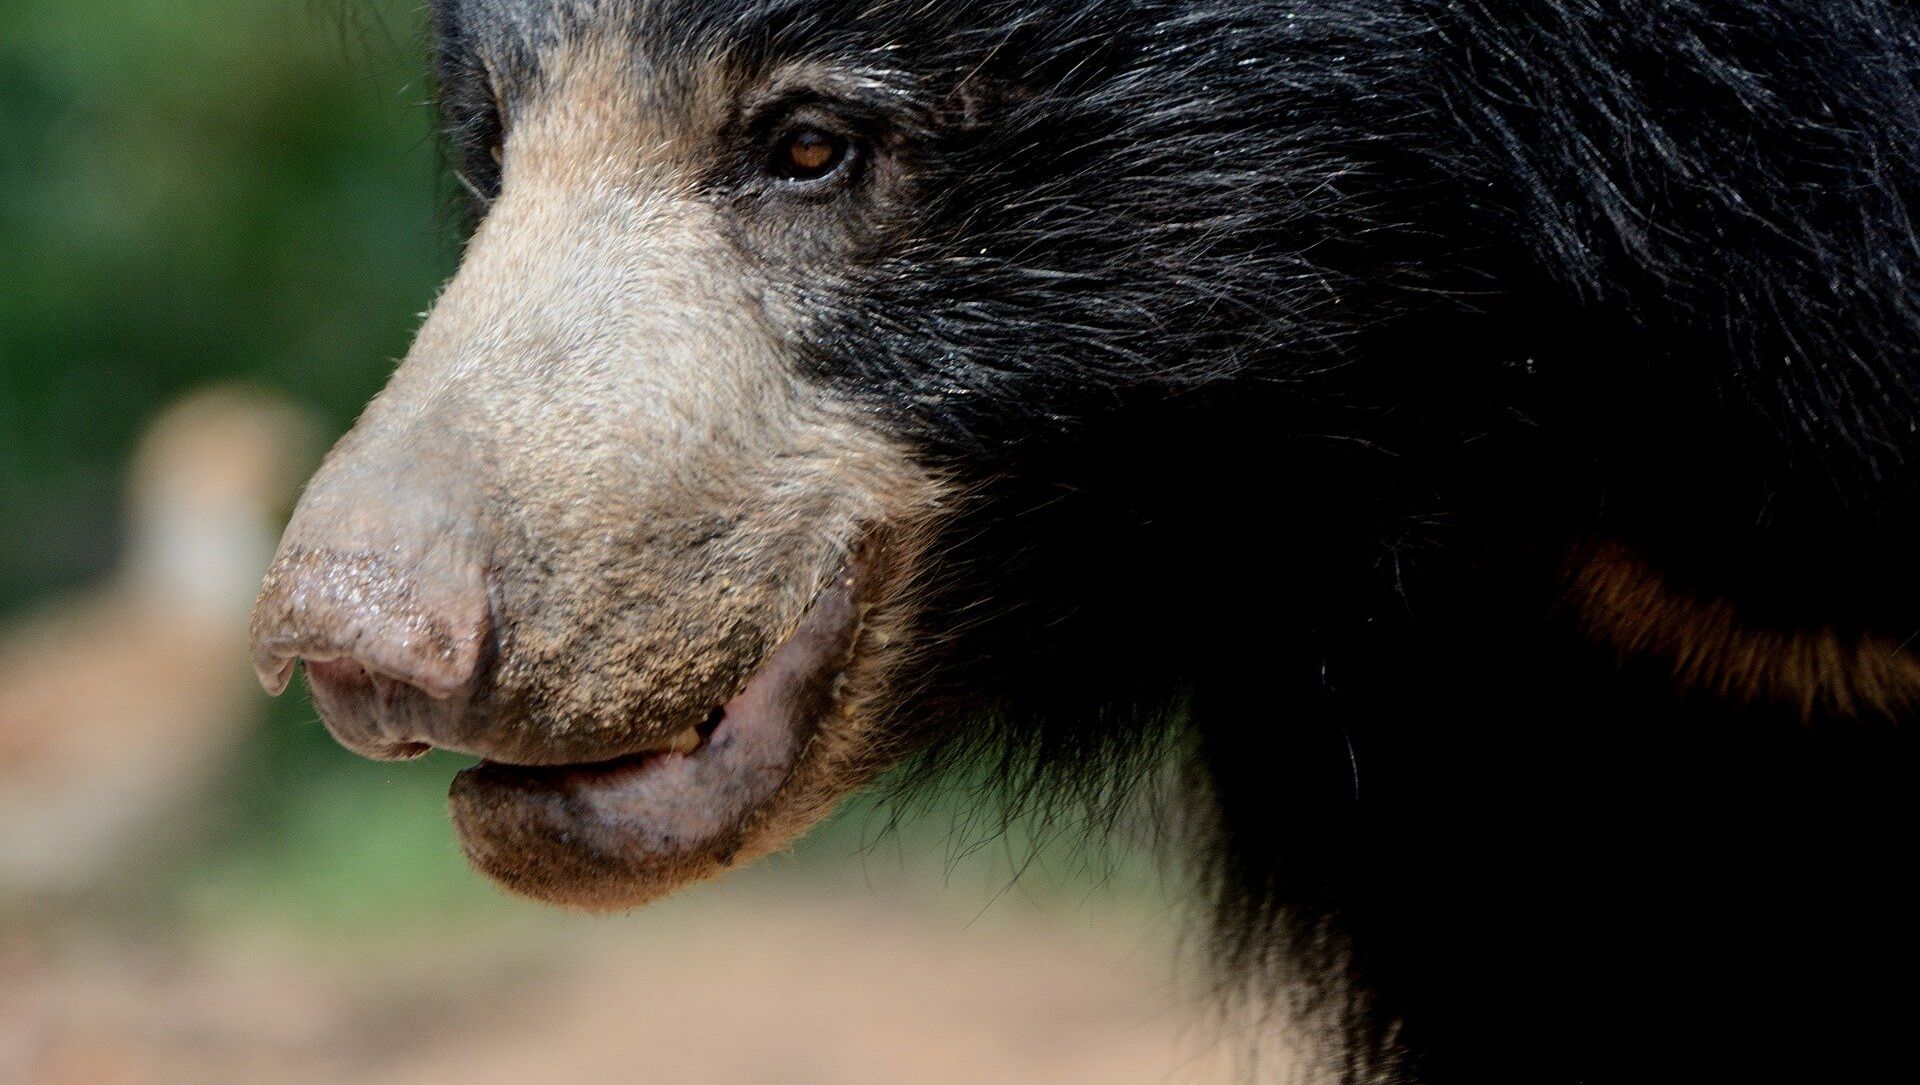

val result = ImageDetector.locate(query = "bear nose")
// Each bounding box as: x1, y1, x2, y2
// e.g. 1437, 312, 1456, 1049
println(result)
249, 424, 494, 760
250, 542, 492, 759
250, 543, 489, 699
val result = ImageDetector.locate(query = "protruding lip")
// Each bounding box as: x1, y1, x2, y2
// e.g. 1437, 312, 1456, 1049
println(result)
446, 562, 866, 908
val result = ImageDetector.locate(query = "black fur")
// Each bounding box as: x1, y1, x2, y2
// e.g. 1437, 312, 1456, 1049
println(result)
427, 2, 1920, 1080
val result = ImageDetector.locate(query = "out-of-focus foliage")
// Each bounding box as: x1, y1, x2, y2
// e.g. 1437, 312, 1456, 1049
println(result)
1, 0, 450, 611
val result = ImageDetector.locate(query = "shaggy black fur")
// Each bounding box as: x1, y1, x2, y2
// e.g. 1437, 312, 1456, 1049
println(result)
426, 2, 1920, 1080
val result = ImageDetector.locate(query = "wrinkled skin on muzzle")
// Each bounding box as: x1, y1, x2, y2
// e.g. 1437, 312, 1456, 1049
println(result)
251, 41, 941, 907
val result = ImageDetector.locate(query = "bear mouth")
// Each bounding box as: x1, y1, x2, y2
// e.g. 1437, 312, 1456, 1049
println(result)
445, 562, 866, 908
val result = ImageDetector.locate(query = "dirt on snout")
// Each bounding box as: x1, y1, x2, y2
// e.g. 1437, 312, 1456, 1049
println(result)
4, 881, 1230, 1085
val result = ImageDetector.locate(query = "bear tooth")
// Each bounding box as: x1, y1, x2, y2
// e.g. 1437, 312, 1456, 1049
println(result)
662, 726, 701, 755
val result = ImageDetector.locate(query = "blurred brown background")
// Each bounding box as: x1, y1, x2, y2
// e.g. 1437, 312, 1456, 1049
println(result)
0, 3, 1224, 1081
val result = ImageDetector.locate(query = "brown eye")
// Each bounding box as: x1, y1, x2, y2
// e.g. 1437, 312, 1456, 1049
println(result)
773, 127, 850, 182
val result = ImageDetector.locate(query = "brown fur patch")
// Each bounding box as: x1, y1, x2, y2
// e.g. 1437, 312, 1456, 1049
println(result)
1566, 540, 1920, 719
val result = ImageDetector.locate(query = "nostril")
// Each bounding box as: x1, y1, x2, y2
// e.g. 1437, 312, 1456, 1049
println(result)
301, 656, 434, 761
304, 655, 447, 711
304, 656, 373, 691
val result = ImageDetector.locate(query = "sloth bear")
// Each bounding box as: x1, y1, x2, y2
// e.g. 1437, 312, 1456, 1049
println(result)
251, 1, 1919, 1080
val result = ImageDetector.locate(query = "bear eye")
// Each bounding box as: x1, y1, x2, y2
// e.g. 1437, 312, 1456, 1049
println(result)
770, 126, 852, 183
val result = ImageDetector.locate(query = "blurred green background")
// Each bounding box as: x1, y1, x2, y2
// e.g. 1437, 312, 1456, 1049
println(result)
2, 0, 446, 607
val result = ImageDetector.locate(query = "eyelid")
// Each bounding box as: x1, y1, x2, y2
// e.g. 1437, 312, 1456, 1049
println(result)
731, 79, 900, 196
764, 103, 853, 145
773, 127, 855, 184
742, 110, 863, 192
744, 83, 891, 141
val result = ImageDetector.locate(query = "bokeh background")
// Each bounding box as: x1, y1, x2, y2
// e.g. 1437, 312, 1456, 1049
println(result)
0, 3, 1224, 1081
